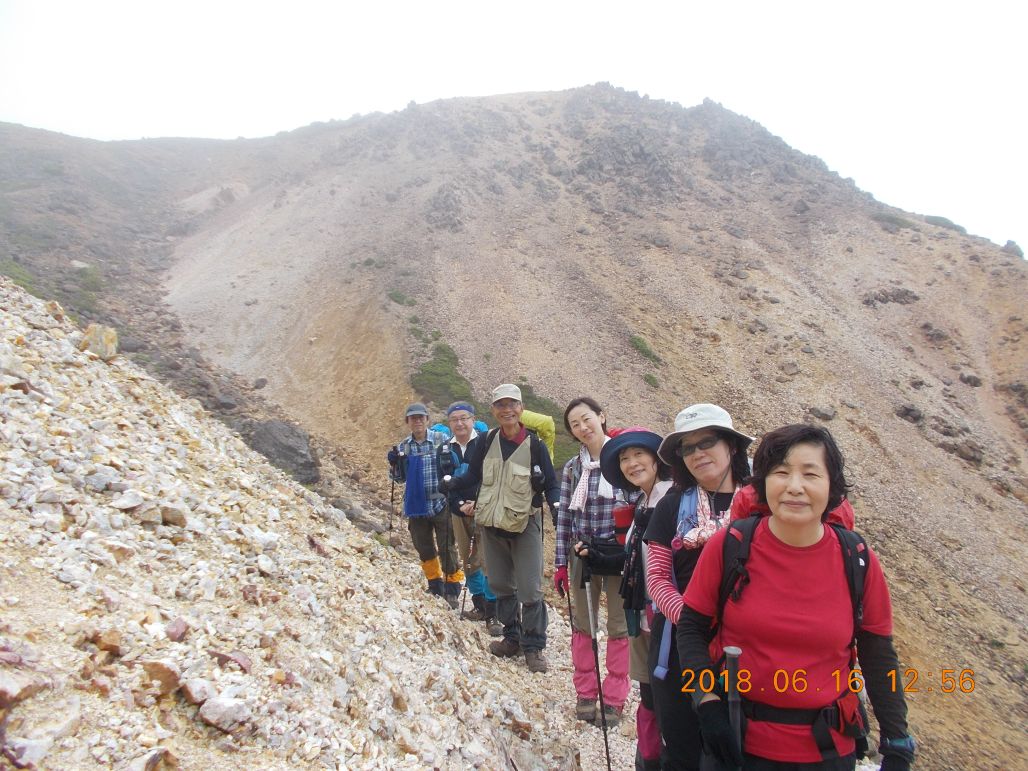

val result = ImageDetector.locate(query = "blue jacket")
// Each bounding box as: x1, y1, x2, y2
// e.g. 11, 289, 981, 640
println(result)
441, 432, 481, 514
392, 430, 448, 517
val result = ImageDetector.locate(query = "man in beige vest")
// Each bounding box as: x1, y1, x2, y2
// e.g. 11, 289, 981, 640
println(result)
441, 384, 560, 673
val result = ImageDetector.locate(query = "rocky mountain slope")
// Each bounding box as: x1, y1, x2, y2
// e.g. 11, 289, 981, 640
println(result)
0, 278, 637, 769
1, 83, 1026, 768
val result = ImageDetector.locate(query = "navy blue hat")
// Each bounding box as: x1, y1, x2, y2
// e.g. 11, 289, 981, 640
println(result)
600, 427, 664, 491
446, 401, 475, 416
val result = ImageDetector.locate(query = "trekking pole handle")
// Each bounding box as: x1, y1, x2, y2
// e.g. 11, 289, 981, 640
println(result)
724, 645, 743, 766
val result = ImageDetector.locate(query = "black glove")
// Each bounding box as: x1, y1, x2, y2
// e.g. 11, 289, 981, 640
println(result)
438, 475, 451, 494
879, 736, 915, 771
549, 502, 559, 529
697, 698, 743, 769
387, 448, 399, 466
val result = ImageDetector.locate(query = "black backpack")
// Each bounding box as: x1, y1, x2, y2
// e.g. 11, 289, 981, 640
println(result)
716, 516, 869, 654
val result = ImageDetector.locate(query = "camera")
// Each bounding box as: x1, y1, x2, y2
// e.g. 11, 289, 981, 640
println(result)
531, 464, 544, 492
388, 445, 408, 481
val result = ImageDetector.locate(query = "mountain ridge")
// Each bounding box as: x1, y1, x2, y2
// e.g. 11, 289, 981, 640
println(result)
1, 83, 1026, 768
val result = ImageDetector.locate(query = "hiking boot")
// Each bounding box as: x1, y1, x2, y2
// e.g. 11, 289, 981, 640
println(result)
426, 578, 444, 596
524, 650, 548, 673
484, 616, 504, 637
598, 704, 623, 727
489, 638, 521, 658
463, 594, 486, 621
443, 581, 462, 609
575, 698, 597, 722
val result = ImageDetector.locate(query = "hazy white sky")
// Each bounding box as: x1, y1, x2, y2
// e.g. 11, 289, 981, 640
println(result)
1, 0, 1024, 250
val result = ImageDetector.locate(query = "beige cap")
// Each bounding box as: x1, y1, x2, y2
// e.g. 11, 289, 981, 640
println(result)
491, 383, 523, 403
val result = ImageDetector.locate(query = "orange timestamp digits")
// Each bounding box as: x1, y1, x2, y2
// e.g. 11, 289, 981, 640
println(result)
886, 668, 976, 693
680, 668, 977, 695
680, 668, 803, 695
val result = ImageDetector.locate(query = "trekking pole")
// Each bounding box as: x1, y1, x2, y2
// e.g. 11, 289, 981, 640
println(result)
582, 556, 612, 771
438, 475, 457, 611
725, 645, 743, 770
564, 581, 573, 626
388, 445, 404, 532
532, 465, 545, 545
389, 478, 395, 532
458, 500, 472, 620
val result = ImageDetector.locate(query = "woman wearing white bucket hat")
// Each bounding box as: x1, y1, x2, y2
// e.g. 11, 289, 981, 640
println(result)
642, 403, 753, 770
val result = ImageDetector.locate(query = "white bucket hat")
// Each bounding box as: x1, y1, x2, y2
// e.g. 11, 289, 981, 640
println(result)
657, 403, 754, 465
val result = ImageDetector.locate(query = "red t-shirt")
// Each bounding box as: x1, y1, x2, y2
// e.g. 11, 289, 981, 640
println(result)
683, 518, 893, 763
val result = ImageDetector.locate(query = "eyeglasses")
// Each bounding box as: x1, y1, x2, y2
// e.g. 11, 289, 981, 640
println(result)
677, 435, 721, 457
449, 416, 473, 423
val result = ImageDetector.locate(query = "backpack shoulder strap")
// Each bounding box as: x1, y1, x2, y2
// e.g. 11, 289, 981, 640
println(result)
527, 430, 542, 467
436, 439, 459, 473
830, 523, 869, 646
568, 452, 582, 489
486, 427, 501, 447
716, 516, 760, 625
676, 487, 694, 524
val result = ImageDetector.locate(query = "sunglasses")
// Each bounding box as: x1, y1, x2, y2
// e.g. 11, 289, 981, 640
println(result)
677, 435, 722, 457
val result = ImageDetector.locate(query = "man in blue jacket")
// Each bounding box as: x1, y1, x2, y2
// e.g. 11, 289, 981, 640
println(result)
388, 402, 463, 605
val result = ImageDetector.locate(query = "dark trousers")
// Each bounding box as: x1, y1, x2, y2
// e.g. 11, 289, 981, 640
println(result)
407, 509, 460, 576
481, 512, 547, 652
649, 613, 702, 771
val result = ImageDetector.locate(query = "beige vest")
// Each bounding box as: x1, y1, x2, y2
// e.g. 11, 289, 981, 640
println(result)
475, 432, 534, 533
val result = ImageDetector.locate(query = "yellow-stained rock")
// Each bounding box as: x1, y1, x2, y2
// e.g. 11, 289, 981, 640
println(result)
79, 323, 119, 361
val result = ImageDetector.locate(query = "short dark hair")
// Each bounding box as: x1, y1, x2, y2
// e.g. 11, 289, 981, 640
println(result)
670, 430, 750, 491
751, 424, 851, 517
563, 397, 607, 436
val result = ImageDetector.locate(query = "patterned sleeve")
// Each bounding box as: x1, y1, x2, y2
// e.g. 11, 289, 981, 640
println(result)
555, 458, 576, 568
646, 542, 684, 623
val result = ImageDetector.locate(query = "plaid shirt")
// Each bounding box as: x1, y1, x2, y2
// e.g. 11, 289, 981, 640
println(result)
397, 429, 448, 515
555, 456, 623, 567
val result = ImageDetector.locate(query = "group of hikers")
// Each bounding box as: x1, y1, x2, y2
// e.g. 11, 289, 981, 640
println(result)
387, 385, 916, 771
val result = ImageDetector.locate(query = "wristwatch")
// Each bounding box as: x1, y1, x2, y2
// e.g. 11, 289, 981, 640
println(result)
880, 735, 916, 761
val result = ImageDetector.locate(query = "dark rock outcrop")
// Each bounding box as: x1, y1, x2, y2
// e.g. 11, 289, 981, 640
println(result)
247, 420, 320, 484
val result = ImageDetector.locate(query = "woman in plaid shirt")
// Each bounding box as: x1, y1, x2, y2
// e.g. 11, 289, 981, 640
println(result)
554, 396, 632, 727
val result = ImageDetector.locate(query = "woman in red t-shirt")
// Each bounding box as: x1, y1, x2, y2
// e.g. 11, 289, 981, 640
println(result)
677, 424, 915, 771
